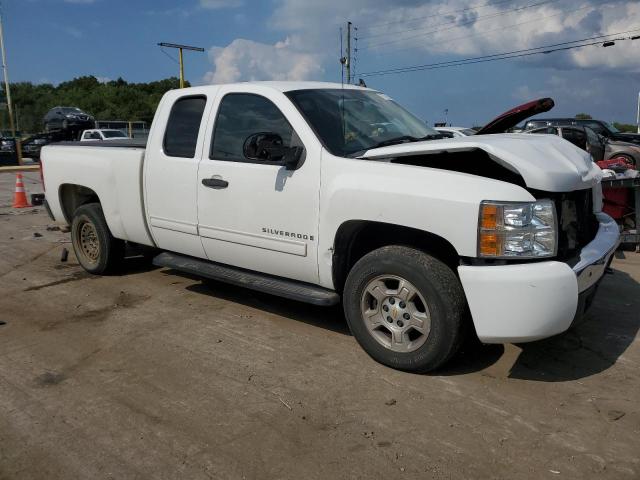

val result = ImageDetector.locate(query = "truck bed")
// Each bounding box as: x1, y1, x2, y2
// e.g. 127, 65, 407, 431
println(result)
42, 142, 154, 247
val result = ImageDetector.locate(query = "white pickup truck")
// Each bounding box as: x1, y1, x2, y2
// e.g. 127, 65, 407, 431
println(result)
41, 81, 619, 372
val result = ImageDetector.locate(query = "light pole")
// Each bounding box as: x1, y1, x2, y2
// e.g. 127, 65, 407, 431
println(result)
636, 91, 639, 134
157, 43, 205, 89
0, 9, 21, 164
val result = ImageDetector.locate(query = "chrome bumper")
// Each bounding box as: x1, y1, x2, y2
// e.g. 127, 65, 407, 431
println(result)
572, 212, 620, 293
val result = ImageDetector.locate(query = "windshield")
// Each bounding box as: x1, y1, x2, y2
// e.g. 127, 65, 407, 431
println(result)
103, 130, 127, 138
602, 121, 619, 133
286, 89, 439, 157
61, 107, 83, 114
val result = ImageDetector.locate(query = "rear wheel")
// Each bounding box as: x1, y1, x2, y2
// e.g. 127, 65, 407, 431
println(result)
343, 246, 466, 372
71, 203, 124, 274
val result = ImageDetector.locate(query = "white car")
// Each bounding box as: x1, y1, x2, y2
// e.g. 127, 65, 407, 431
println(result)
41, 82, 619, 372
80, 129, 129, 141
435, 126, 476, 138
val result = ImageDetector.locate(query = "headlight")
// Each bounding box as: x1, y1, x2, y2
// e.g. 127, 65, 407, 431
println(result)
478, 200, 557, 258
65, 114, 77, 119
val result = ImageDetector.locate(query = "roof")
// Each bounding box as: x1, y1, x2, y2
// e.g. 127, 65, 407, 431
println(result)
172, 81, 371, 94
526, 118, 603, 123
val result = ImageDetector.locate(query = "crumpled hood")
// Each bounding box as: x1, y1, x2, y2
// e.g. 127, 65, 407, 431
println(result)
360, 133, 602, 192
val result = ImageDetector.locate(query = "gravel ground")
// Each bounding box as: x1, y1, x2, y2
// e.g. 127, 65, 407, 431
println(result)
0, 171, 639, 480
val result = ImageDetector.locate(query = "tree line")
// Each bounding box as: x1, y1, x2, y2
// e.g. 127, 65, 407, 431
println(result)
2, 76, 188, 135
3, 76, 637, 135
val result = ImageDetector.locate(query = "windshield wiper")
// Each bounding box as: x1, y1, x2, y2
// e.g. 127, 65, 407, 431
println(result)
370, 135, 419, 149
370, 133, 444, 149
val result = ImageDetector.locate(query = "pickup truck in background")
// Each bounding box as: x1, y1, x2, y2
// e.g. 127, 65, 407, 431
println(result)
41, 82, 620, 372
80, 129, 130, 141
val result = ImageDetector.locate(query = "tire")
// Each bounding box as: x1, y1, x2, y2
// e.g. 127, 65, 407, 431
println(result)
71, 203, 124, 274
343, 246, 466, 373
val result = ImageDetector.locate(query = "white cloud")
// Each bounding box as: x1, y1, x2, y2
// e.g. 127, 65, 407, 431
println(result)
268, 0, 640, 74
200, 0, 243, 9
203, 38, 323, 84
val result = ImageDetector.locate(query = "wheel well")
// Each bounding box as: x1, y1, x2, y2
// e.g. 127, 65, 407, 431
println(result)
332, 221, 460, 293
609, 152, 636, 165
59, 184, 100, 223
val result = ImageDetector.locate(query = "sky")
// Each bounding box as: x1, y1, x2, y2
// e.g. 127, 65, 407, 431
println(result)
4, 0, 640, 126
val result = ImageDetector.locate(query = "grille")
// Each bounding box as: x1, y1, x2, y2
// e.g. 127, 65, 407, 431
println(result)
529, 188, 598, 261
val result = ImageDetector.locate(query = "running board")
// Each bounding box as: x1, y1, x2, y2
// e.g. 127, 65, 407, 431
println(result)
153, 252, 340, 306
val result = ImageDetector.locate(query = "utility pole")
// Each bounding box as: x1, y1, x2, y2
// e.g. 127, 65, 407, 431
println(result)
637, 91, 640, 134
157, 43, 205, 89
346, 21, 352, 84
0, 9, 22, 164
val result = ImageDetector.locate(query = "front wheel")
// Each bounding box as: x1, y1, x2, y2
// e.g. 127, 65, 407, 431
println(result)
343, 246, 467, 372
71, 203, 124, 274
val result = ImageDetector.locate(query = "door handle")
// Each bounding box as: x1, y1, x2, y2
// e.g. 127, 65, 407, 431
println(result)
202, 178, 229, 189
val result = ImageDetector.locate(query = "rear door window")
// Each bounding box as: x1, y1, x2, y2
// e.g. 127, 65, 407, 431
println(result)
164, 96, 207, 158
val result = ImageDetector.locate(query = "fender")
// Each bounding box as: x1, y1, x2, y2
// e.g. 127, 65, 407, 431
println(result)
316, 150, 535, 289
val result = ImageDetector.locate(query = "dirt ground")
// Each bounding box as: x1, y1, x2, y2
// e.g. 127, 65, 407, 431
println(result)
0, 171, 639, 480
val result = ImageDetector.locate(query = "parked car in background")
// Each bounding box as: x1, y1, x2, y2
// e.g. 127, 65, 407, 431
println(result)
44, 106, 95, 133
523, 118, 640, 145
435, 126, 476, 138
21, 135, 52, 162
525, 125, 640, 165
80, 129, 130, 141
0, 136, 17, 166
525, 125, 606, 162
603, 137, 640, 166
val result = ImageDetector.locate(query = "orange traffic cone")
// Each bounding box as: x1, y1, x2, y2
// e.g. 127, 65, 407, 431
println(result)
12, 173, 32, 208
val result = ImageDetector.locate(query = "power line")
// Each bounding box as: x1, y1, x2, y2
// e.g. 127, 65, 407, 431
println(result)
362, 1, 601, 52
160, 46, 179, 64
360, 0, 562, 41
359, 30, 639, 77
361, 0, 516, 30
413, 2, 601, 53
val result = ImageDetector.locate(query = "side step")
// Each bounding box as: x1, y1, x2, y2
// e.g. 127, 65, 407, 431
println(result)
153, 252, 340, 307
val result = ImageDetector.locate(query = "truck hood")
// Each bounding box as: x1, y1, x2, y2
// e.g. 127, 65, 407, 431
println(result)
475, 98, 554, 135
359, 133, 602, 192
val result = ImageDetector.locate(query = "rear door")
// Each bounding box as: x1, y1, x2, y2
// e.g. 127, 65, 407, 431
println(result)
196, 86, 322, 284
145, 92, 215, 258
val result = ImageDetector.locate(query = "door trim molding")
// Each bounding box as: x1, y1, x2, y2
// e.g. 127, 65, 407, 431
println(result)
150, 216, 198, 235
198, 224, 307, 257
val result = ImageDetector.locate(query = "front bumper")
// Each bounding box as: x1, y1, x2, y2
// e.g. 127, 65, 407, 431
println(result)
458, 212, 620, 343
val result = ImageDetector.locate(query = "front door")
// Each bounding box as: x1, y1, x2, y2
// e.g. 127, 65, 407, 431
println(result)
196, 88, 321, 284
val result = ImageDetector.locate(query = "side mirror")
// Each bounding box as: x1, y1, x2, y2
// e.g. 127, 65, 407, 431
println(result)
243, 132, 304, 170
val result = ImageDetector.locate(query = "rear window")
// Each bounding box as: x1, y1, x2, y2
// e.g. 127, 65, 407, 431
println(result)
525, 121, 549, 130
163, 96, 207, 158
103, 130, 127, 138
